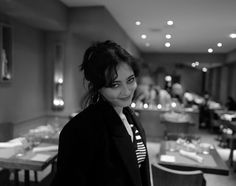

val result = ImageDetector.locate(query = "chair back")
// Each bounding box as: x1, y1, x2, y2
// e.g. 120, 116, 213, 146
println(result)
152, 164, 204, 186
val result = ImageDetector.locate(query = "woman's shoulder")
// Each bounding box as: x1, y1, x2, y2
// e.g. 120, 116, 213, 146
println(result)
60, 104, 104, 139
64, 103, 106, 128
69, 104, 99, 123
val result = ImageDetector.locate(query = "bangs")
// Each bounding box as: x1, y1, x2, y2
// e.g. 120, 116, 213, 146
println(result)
104, 65, 118, 87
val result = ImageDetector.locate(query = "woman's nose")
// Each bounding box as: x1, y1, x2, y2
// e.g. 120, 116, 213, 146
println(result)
121, 84, 131, 95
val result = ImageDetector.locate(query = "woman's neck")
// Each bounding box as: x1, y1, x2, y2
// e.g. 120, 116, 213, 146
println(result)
113, 106, 123, 115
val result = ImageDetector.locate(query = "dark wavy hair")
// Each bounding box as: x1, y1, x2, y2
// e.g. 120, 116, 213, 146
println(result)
80, 40, 139, 108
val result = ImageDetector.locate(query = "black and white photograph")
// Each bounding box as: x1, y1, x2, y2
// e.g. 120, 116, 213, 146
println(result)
0, 0, 236, 186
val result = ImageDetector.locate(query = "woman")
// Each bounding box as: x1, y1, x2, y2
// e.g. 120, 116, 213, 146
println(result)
51, 40, 151, 186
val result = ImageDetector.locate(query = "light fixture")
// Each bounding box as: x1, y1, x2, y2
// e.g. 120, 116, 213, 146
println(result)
165, 75, 172, 82
141, 34, 147, 39
229, 33, 236, 38
208, 48, 213, 53
135, 21, 141, 26
165, 42, 171, 47
191, 61, 199, 68
165, 34, 172, 39
171, 102, 177, 108
202, 67, 207, 72
131, 102, 136, 108
57, 77, 63, 84
217, 43, 222, 47
143, 103, 148, 109
157, 104, 162, 109
167, 20, 174, 26
52, 42, 65, 111
53, 98, 64, 107
191, 63, 196, 67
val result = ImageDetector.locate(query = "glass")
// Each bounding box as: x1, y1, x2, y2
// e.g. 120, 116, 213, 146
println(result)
199, 143, 212, 155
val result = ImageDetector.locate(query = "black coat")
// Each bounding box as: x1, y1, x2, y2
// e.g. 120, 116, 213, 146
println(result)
51, 100, 151, 186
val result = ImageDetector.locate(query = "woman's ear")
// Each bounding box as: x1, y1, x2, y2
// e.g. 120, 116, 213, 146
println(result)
98, 89, 104, 98
98, 89, 102, 95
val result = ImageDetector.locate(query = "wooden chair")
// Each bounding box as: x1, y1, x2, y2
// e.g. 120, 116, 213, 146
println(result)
151, 164, 205, 186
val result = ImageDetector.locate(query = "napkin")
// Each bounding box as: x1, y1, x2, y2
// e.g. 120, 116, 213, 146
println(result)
179, 149, 203, 163
160, 155, 176, 162
32, 145, 58, 152
0, 142, 20, 148
0, 137, 25, 148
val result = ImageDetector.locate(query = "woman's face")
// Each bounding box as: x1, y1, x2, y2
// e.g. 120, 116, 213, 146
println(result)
100, 63, 137, 111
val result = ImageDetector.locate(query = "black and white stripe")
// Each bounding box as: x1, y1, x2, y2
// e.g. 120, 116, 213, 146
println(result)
130, 124, 147, 167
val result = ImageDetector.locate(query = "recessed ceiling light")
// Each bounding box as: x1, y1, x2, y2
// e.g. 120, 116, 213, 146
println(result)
217, 43, 222, 47
229, 33, 236, 38
191, 63, 196, 67
165, 34, 172, 39
167, 20, 174, 26
195, 61, 199, 66
165, 42, 171, 47
208, 48, 213, 53
145, 43, 150, 47
135, 21, 141, 26
141, 34, 147, 39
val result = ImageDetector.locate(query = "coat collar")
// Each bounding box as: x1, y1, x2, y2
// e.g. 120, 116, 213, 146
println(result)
123, 107, 147, 144
96, 100, 143, 186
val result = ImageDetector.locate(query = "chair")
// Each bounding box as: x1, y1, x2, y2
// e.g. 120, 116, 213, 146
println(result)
151, 164, 205, 186
0, 169, 10, 186
0, 122, 13, 186
165, 132, 200, 142
161, 120, 195, 139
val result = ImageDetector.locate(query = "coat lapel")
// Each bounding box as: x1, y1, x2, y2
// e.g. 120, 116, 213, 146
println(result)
123, 107, 147, 144
124, 107, 151, 186
98, 101, 142, 186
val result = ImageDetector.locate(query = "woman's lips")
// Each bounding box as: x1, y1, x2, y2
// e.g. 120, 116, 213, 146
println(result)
119, 95, 131, 101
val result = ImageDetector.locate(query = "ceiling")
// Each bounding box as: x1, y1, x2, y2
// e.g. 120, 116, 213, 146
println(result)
59, 0, 236, 54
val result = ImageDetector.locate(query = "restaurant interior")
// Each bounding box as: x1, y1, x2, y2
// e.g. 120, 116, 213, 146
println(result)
0, 0, 236, 185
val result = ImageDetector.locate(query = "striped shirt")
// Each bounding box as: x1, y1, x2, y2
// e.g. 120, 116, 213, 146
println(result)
130, 124, 147, 168
119, 113, 147, 168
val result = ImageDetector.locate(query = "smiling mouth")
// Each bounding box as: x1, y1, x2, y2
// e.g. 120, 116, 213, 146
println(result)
120, 95, 131, 101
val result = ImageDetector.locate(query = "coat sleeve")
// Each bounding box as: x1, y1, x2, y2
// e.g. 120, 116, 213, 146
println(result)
51, 113, 100, 186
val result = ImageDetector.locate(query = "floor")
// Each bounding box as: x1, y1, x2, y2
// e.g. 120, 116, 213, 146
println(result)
147, 128, 236, 186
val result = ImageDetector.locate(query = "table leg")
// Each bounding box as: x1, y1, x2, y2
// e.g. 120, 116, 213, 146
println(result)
229, 137, 234, 167
34, 171, 38, 183
24, 170, 30, 186
14, 169, 19, 186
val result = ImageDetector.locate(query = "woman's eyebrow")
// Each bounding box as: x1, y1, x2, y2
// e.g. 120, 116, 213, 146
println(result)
127, 74, 135, 79
113, 74, 135, 83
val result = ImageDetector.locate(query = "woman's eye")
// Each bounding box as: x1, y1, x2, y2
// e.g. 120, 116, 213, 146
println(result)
110, 83, 119, 88
128, 77, 135, 84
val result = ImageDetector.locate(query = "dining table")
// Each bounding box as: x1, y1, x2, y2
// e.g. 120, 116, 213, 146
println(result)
0, 142, 58, 186
157, 140, 229, 176
219, 118, 236, 167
